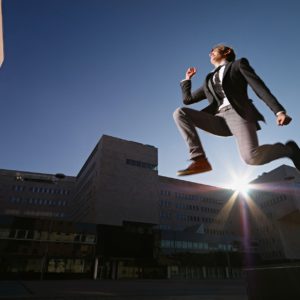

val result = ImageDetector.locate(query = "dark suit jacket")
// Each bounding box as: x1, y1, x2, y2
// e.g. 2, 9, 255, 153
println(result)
180, 58, 285, 132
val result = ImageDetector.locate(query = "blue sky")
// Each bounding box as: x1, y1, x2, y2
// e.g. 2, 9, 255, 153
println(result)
0, 0, 299, 187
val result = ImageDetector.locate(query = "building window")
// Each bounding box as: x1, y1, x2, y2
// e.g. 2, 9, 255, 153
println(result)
13, 185, 25, 192
0, 228, 10, 238
126, 159, 157, 171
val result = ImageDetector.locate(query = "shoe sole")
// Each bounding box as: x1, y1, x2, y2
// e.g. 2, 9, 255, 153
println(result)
177, 166, 212, 176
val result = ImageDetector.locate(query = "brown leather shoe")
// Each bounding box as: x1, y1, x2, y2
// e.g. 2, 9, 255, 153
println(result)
177, 157, 212, 176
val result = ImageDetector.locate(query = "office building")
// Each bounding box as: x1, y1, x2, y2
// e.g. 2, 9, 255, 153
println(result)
0, 135, 299, 279
247, 165, 300, 261
0, 169, 76, 220
71, 135, 159, 225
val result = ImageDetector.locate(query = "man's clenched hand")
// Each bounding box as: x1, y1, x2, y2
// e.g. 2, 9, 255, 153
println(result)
185, 67, 197, 80
277, 112, 292, 126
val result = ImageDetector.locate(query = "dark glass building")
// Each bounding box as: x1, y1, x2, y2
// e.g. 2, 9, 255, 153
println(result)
0, 215, 96, 279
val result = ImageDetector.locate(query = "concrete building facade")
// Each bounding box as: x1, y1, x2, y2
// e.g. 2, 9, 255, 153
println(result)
248, 165, 300, 261
0, 169, 76, 220
71, 135, 159, 225
1, 134, 300, 280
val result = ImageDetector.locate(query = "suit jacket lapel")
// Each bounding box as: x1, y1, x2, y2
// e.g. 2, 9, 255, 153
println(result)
205, 73, 219, 103
222, 61, 233, 81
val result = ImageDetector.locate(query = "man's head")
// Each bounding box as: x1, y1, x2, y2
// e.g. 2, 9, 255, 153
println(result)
209, 44, 236, 66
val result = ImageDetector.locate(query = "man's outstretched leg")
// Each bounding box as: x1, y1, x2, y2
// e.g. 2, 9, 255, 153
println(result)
173, 107, 231, 176
223, 108, 300, 171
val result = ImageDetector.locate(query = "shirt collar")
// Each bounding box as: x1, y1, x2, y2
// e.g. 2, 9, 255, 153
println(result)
213, 59, 228, 71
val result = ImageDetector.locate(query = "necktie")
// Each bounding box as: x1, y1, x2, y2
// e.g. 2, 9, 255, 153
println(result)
212, 66, 225, 104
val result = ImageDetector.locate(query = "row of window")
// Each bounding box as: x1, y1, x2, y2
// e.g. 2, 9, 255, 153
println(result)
160, 190, 171, 196
160, 200, 219, 214
160, 199, 172, 207
261, 250, 284, 258
160, 211, 216, 224
47, 259, 90, 274
158, 224, 172, 230
258, 237, 278, 245
160, 240, 233, 251
4, 209, 64, 218
158, 223, 231, 236
158, 224, 233, 236
171, 201, 219, 213
13, 185, 70, 195
160, 211, 172, 219
126, 159, 157, 171
254, 224, 276, 234
177, 213, 214, 223
175, 193, 218, 203
260, 194, 287, 208
0, 258, 89, 274
0, 228, 96, 244
160, 190, 222, 205
10, 196, 67, 206
204, 228, 229, 236
24, 210, 65, 218
161, 239, 209, 250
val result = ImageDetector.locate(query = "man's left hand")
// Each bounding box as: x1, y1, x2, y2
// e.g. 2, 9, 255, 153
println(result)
277, 112, 292, 126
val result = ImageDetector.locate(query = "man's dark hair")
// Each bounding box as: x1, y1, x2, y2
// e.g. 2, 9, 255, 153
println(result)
212, 44, 236, 62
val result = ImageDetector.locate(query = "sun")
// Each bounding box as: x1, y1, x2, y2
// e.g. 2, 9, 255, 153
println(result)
229, 177, 250, 195
226, 174, 251, 196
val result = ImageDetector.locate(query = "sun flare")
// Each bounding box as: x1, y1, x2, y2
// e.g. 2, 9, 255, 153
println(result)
228, 176, 250, 195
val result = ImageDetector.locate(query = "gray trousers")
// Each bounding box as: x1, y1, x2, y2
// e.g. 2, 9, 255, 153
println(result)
173, 106, 291, 165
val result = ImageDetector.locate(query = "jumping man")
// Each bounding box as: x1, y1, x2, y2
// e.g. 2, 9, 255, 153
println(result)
173, 44, 300, 176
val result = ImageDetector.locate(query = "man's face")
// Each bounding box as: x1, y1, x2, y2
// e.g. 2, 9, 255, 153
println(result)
209, 48, 223, 65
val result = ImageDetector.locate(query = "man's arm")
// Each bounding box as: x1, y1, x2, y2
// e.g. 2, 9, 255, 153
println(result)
180, 67, 206, 105
239, 58, 292, 125
239, 58, 285, 114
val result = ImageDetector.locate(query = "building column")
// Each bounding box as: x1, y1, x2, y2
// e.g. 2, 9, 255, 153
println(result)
167, 266, 171, 279
93, 257, 98, 280
111, 260, 118, 280
225, 267, 229, 279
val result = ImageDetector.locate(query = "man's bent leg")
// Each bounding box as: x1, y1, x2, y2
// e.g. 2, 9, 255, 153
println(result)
173, 107, 231, 160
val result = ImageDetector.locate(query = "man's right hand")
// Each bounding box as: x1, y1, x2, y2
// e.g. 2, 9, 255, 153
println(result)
185, 67, 197, 80
277, 112, 292, 126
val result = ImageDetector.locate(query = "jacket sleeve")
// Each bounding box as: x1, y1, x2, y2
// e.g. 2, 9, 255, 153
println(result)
239, 58, 285, 115
180, 80, 206, 105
